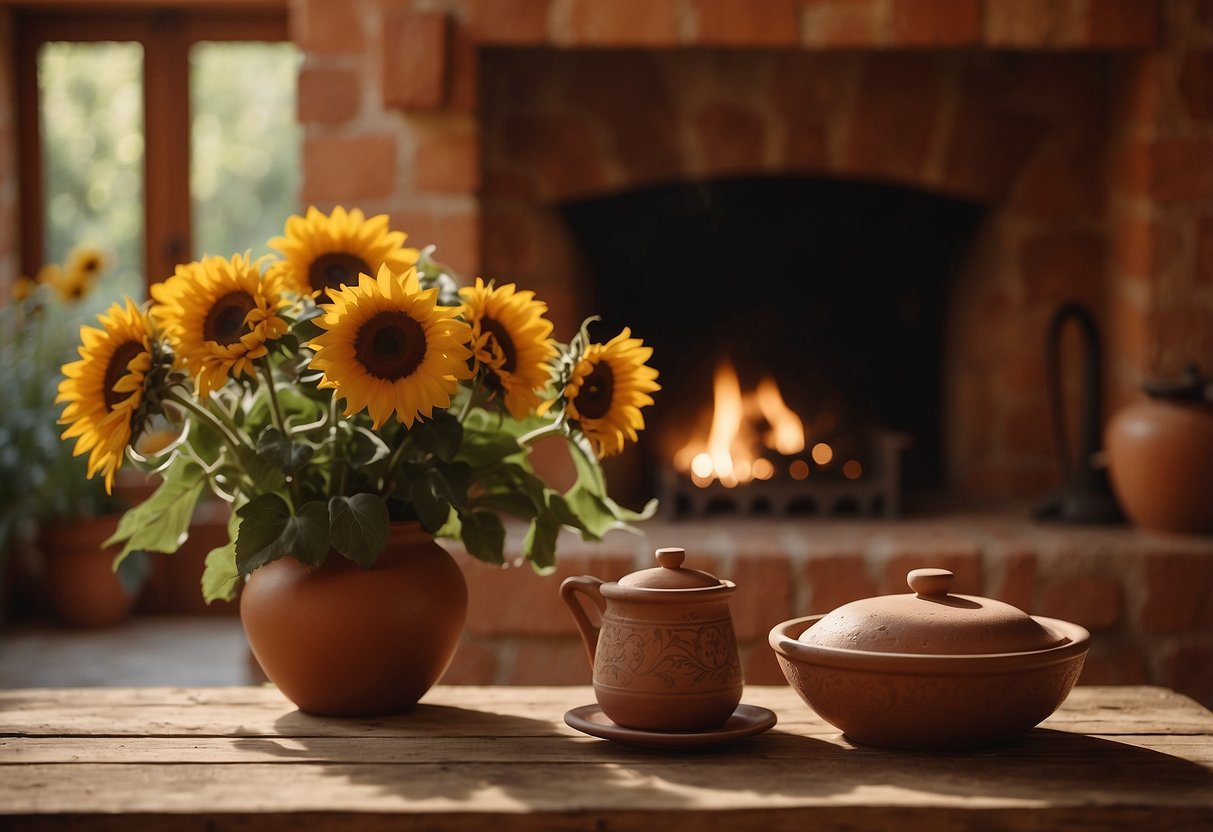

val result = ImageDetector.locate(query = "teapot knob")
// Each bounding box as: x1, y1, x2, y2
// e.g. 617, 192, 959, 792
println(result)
908, 568, 954, 597
655, 547, 686, 569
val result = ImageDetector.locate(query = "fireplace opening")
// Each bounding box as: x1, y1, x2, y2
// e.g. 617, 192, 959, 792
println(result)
561, 176, 985, 514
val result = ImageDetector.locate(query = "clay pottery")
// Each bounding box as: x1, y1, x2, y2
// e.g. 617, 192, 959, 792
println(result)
240, 522, 467, 717
769, 568, 1090, 750
1105, 367, 1213, 533
561, 547, 742, 732
39, 514, 138, 627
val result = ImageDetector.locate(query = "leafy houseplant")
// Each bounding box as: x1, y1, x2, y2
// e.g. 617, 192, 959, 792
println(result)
56, 207, 661, 605
1, 250, 147, 624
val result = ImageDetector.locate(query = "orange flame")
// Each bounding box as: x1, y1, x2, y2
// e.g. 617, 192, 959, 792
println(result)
674, 359, 807, 488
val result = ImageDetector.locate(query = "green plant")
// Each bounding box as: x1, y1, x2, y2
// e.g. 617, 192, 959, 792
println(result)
56, 208, 660, 603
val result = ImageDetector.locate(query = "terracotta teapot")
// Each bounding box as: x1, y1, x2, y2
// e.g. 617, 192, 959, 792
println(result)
561, 547, 743, 731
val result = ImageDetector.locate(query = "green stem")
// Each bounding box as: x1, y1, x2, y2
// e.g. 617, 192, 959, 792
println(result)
379, 429, 413, 497
458, 373, 484, 423
517, 420, 566, 447
327, 396, 348, 499
167, 388, 251, 460
259, 361, 301, 510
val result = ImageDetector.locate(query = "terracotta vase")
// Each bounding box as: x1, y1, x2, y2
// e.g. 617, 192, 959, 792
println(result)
240, 522, 467, 716
1105, 387, 1213, 534
39, 514, 137, 628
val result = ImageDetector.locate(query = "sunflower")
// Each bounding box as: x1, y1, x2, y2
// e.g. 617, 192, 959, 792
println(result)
11, 275, 36, 302
564, 328, 660, 458
459, 278, 557, 420
150, 253, 289, 397
56, 298, 156, 493
309, 265, 473, 429
267, 205, 419, 298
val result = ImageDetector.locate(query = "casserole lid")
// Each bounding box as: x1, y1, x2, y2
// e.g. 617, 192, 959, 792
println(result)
799, 568, 1068, 655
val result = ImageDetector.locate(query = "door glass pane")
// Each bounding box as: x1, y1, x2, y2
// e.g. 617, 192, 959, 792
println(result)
190, 42, 301, 260
38, 41, 145, 300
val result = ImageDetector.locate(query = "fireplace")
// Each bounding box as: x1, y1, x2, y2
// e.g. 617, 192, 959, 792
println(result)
480, 47, 1115, 507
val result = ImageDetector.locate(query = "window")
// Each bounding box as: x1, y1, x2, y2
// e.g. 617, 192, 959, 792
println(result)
17, 8, 299, 294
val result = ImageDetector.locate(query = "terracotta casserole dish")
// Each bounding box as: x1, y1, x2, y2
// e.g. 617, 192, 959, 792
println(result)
768, 568, 1090, 750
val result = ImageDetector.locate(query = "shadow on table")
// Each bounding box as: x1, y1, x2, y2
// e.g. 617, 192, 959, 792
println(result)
236, 710, 1212, 810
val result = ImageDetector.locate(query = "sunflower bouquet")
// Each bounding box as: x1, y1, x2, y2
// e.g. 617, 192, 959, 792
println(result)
56, 207, 659, 603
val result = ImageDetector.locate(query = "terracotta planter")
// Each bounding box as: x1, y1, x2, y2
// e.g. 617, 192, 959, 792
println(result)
240, 522, 467, 716
38, 514, 137, 628
1105, 373, 1213, 534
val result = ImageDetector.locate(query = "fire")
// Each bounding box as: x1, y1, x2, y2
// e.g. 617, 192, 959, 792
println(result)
673, 359, 806, 488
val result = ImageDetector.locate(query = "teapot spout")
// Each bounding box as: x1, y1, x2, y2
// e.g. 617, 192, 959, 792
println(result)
560, 575, 606, 668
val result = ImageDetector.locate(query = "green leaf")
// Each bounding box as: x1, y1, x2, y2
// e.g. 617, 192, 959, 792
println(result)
349, 426, 391, 468
106, 462, 207, 565
456, 429, 523, 469
257, 426, 314, 475
459, 510, 506, 565
329, 494, 390, 567
523, 511, 560, 572
412, 411, 462, 462
561, 440, 658, 539
470, 491, 538, 520
235, 495, 330, 573
201, 540, 240, 604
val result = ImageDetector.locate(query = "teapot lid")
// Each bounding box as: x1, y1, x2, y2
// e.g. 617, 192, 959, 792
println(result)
800, 568, 1068, 655
617, 548, 727, 590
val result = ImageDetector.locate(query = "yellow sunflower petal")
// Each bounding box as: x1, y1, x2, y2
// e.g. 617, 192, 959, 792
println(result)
565, 327, 661, 458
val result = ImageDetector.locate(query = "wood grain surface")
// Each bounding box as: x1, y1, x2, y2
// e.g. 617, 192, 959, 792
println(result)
2, 685, 1211, 831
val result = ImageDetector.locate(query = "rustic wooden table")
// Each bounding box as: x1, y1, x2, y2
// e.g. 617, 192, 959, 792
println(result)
1, 685, 1212, 831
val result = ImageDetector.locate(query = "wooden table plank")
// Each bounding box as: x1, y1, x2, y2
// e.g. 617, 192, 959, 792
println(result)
1, 685, 1211, 832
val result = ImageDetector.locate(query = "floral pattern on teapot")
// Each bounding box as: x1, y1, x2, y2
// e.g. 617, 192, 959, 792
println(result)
595, 620, 741, 691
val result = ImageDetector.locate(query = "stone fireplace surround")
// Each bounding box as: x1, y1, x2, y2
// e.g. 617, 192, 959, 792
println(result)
4, 0, 1210, 705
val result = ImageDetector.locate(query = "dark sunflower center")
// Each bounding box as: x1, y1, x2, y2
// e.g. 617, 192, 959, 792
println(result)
310, 252, 370, 294
576, 361, 615, 420
103, 340, 144, 412
203, 291, 256, 346
355, 311, 426, 380
80, 256, 101, 274
481, 318, 517, 374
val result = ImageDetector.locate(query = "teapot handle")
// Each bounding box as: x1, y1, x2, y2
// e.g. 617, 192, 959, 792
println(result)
560, 576, 606, 668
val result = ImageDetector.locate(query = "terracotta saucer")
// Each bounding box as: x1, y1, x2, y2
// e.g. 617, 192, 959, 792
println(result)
564, 703, 777, 749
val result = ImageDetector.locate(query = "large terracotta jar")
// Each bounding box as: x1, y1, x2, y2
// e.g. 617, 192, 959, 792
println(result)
1105, 367, 1213, 534
240, 522, 467, 716
39, 514, 138, 627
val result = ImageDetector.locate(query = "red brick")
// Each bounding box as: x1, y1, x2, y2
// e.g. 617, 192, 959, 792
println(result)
742, 642, 787, 685
1160, 642, 1213, 707
1130, 137, 1213, 203
1112, 213, 1175, 278
415, 129, 481, 194
692, 0, 798, 46
844, 55, 943, 182
390, 209, 481, 280
292, 0, 363, 56
440, 637, 499, 684
983, 0, 1086, 48
302, 134, 397, 202
986, 550, 1038, 612
508, 637, 593, 684
297, 65, 361, 124
563, 55, 682, 186
695, 102, 766, 176
448, 19, 479, 115
1077, 641, 1148, 685
1087, 0, 1160, 48
800, 0, 888, 47
1039, 575, 1121, 631
563, 0, 681, 46
1140, 553, 1213, 635
498, 112, 607, 200
713, 555, 791, 641
1020, 230, 1105, 308
1009, 135, 1106, 221
803, 555, 879, 615
1180, 51, 1213, 122
891, 0, 979, 46
382, 8, 449, 111
460, 553, 632, 637
1109, 55, 1166, 135
467, 0, 551, 44
1199, 217, 1213, 284
944, 74, 1048, 202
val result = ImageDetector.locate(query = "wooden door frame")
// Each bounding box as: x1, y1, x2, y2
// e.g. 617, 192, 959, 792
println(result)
14, 8, 287, 287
